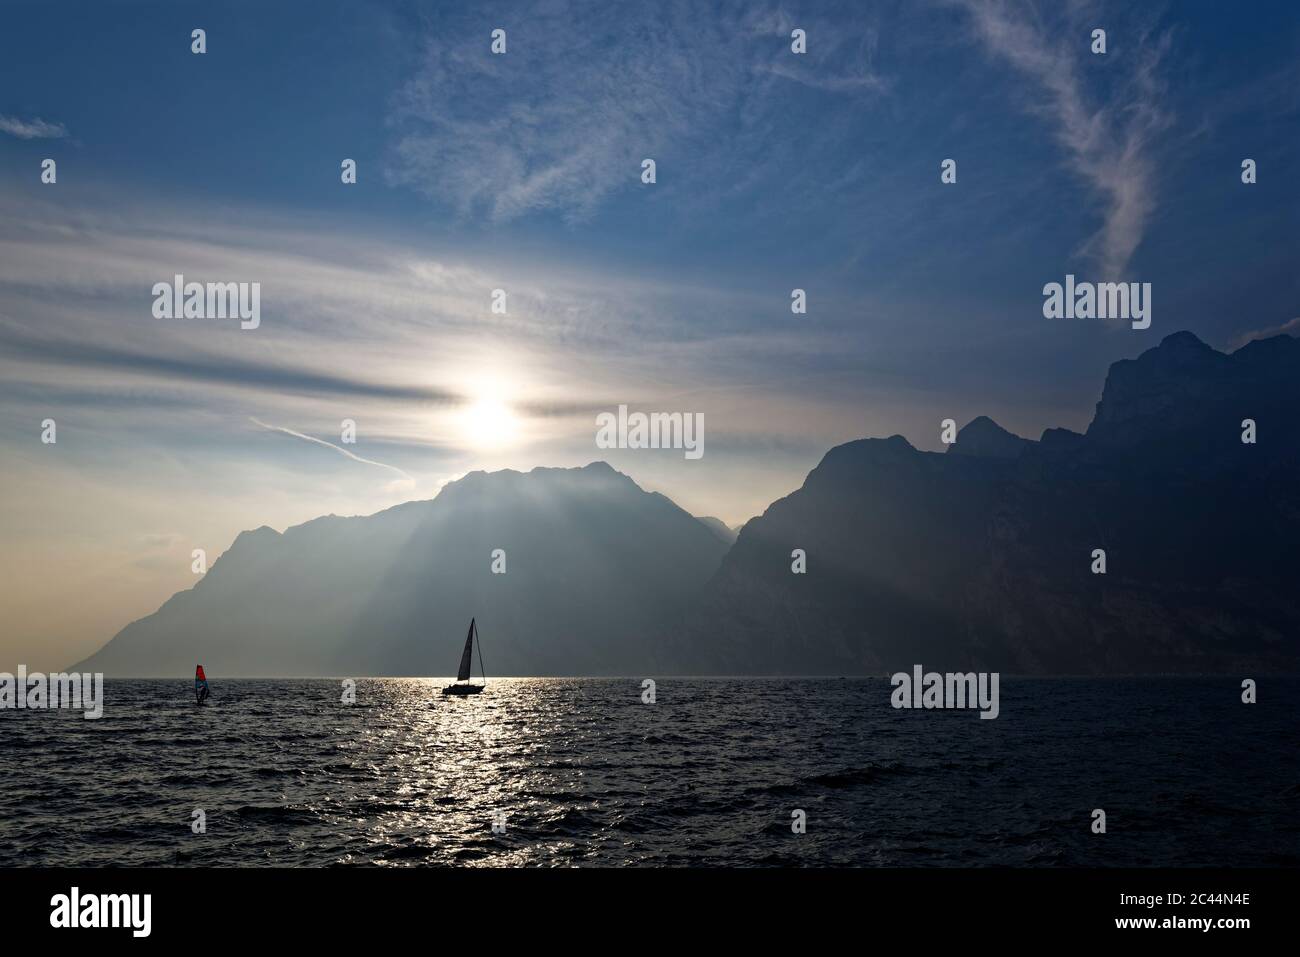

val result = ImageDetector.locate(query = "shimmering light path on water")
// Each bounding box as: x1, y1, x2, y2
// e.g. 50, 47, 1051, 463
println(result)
2, 678, 1295, 866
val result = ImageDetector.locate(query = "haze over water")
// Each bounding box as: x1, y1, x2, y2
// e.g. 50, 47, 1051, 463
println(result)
2, 677, 1294, 867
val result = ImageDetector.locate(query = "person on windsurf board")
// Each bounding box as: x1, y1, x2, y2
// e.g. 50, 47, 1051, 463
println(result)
195, 665, 211, 705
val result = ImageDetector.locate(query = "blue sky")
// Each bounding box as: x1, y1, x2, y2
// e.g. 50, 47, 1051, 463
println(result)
1, 0, 1297, 667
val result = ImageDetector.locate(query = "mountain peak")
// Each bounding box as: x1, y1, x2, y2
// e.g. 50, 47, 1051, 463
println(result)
1139, 330, 1221, 373
820, 433, 917, 464
1088, 332, 1232, 446
228, 525, 280, 548
947, 416, 1032, 459
441, 461, 633, 494
1158, 329, 1211, 351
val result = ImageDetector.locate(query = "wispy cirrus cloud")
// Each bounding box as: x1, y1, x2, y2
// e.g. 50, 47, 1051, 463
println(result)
387, 3, 745, 222
385, 1, 887, 223
750, 8, 889, 94
0, 114, 67, 139
1230, 316, 1300, 351
953, 0, 1172, 278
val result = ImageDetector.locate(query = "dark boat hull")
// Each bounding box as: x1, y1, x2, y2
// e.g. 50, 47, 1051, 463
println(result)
441, 684, 485, 696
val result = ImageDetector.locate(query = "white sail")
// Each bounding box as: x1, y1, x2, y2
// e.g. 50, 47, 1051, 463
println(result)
456, 618, 475, 682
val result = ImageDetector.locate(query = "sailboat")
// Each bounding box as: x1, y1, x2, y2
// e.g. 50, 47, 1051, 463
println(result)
441, 618, 486, 696
194, 665, 211, 706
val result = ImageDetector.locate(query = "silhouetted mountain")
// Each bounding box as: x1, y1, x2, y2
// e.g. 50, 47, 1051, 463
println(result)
75, 463, 730, 676
947, 415, 1033, 459
696, 515, 740, 545
74, 332, 1300, 677
673, 332, 1300, 675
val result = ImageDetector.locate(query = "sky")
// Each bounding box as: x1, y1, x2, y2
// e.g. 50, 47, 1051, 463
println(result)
1, 0, 1297, 670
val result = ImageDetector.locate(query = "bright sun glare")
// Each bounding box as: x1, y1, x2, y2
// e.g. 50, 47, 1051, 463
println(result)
460, 397, 520, 449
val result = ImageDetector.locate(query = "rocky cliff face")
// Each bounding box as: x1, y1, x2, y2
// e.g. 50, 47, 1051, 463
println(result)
675, 332, 1300, 675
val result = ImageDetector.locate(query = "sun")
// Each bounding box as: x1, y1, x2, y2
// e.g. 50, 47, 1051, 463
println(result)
460, 397, 520, 449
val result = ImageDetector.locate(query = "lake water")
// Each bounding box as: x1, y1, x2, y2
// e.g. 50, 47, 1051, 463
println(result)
1, 677, 1296, 866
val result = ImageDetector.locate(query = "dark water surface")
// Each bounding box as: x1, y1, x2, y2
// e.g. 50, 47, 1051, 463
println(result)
1, 677, 1296, 866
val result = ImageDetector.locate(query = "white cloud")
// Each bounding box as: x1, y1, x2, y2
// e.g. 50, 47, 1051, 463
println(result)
385, 2, 885, 222
754, 11, 888, 94
955, 0, 1171, 278
0, 115, 67, 139
0, 191, 858, 462
1230, 316, 1300, 351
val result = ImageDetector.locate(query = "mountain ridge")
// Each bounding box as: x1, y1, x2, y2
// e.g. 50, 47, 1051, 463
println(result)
73, 331, 1300, 676
73, 461, 731, 676
670, 331, 1300, 675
